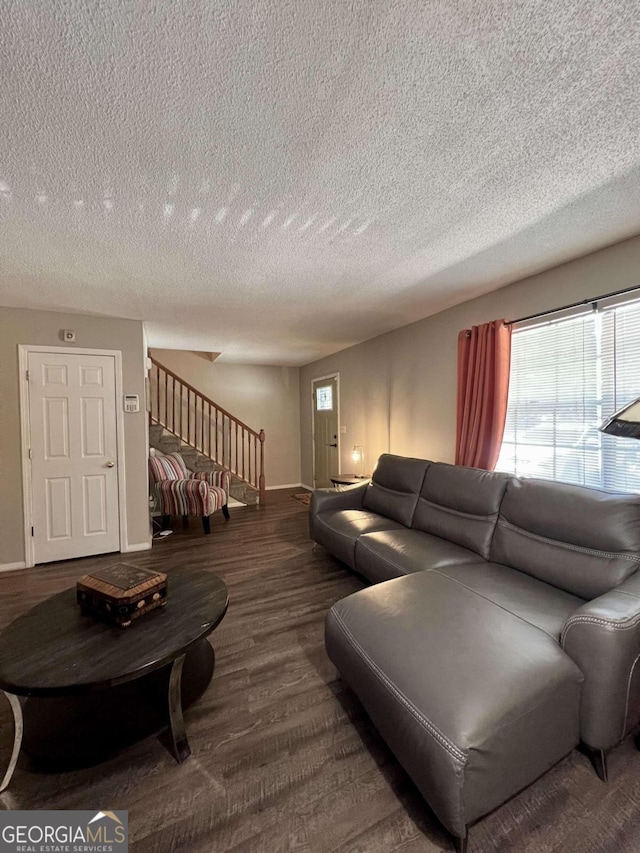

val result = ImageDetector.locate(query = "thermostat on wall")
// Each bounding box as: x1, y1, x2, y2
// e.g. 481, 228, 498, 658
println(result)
123, 394, 140, 413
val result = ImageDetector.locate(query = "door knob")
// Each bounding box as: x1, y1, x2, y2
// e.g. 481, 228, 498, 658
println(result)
106, 461, 115, 468
328, 443, 338, 447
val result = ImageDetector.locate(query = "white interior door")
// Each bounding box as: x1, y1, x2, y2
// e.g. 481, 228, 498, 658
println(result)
312, 376, 339, 488
28, 351, 121, 564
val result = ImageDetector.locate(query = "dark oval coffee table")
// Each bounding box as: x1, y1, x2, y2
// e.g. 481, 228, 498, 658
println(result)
0, 568, 228, 789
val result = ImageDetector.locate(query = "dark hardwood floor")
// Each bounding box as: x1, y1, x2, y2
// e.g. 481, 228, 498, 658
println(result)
1, 490, 640, 852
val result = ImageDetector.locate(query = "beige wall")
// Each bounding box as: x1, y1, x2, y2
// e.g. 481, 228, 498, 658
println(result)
0, 307, 149, 567
150, 350, 301, 488
300, 234, 640, 485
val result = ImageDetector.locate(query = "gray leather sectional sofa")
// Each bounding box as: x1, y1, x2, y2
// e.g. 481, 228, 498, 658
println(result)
310, 453, 640, 852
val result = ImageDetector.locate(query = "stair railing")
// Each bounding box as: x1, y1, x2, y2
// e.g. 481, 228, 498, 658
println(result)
148, 357, 265, 503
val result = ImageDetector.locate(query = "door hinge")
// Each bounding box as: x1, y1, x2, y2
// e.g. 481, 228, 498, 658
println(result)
31, 527, 34, 537
25, 369, 29, 381
28, 448, 32, 460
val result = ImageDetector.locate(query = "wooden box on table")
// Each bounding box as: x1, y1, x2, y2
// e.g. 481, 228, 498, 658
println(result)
77, 564, 168, 628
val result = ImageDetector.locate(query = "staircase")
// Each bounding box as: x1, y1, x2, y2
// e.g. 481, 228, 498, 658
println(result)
148, 357, 265, 505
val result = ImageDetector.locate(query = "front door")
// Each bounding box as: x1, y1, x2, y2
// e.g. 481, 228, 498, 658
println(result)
28, 351, 121, 564
312, 375, 339, 488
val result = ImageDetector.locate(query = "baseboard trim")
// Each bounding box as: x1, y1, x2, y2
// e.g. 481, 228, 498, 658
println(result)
300, 483, 314, 492
122, 542, 152, 553
266, 483, 302, 490
0, 562, 26, 573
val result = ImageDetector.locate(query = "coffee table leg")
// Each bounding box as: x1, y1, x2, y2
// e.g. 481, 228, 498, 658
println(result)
168, 655, 191, 763
0, 692, 23, 792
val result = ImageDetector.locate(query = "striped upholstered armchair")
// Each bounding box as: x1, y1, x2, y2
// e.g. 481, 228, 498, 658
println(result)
149, 451, 231, 534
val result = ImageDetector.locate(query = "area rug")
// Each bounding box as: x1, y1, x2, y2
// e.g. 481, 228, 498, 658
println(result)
293, 492, 311, 505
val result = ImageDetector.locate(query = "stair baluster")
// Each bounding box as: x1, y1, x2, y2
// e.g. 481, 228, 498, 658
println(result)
148, 357, 265, 504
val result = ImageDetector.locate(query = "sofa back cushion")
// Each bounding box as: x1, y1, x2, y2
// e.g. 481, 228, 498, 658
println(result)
490, 477, 640, 599
412, 463, 509, 558
361, 454, 430, 527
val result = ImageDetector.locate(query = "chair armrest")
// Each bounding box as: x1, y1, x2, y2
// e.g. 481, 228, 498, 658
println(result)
310, 482, 367, 515
155, 479, 212, 516
191, 469, 231, 496
561, 570, 640, 750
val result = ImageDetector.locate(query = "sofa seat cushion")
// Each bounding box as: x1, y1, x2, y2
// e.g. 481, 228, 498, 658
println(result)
434, 562, 584, 639
325, 570, 583, 839
355, 529, 485, 584
313, 510, 405, 570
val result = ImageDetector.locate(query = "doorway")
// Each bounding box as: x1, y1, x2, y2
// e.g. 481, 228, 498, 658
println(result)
20, 347, 124, 565
312, 374, 339, 488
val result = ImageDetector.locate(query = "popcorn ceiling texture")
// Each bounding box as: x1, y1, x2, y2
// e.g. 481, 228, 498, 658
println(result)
1, 0, 639, 364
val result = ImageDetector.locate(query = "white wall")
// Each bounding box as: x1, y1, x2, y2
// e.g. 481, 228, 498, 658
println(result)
300, 234, 640, 485
0, 307, 149, 567
150, 350, 301, 488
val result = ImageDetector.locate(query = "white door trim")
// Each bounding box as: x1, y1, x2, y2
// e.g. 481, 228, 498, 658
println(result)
18, 345, 128, 568
311, 372, 340, 488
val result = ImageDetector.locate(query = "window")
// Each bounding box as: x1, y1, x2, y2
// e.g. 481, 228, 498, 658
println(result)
496, 298, 640, 492
315, 385, 333, 411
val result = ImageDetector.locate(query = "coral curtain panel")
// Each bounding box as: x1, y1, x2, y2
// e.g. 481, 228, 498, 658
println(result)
456, 320, 511, 470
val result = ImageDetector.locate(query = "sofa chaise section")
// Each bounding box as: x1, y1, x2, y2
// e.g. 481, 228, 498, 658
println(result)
432, 560, 584, 637
317, 453, 640, 850
326, 570, 583, 852
490, 476, 640, 767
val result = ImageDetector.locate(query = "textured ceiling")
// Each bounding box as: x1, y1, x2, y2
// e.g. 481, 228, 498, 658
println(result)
1, 0, 640, 365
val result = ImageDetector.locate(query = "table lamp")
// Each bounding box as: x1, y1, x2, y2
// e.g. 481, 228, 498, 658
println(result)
351, 446, 365, 477
599, 397, 640, 438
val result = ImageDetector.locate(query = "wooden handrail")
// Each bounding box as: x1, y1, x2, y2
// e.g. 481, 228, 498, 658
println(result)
148, 356, 265, 503
150, 358, 262, 440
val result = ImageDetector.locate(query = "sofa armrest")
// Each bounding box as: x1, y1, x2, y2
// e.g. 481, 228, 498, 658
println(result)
561, 570, 640, 750
310, 482, 367, 515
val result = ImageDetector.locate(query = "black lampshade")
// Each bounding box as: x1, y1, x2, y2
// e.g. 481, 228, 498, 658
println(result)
599, 397, 640, 439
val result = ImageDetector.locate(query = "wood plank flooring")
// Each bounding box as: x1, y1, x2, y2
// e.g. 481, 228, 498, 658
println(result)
1, 490, 640, 852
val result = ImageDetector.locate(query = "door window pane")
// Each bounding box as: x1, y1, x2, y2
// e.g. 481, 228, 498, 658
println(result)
316, 385, 333, 411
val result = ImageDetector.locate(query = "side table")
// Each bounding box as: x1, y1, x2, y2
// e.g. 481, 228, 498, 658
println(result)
330, 475, 370, 491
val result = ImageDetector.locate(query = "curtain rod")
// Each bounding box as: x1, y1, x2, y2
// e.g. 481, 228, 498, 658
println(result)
505, 283, 640, 327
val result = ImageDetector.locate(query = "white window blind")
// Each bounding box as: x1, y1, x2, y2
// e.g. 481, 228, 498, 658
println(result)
600, 302, 640, 491
496, 299, 640, 492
